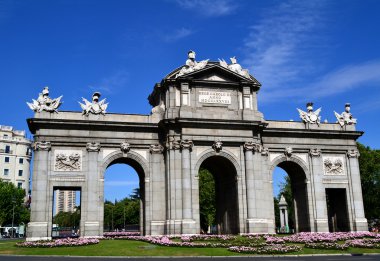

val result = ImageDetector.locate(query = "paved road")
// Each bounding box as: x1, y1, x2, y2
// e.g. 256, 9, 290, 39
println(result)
0, 255, 380, 261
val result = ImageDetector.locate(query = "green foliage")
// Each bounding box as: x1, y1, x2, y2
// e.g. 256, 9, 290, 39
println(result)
199, 168, 216, 233
357, 142, 380, 220
0, 179, 30, 226
103, 192, 140, 230
273, 197, 280, 228
53, 210, 80, 228
278, 176, 295, 229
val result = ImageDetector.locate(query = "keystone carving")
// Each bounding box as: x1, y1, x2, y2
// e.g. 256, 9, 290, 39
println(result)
284, 147, 293, 158
212, 139, 223, 152
180, 139, 193, 151
309, 148, 321, 157
120, 142, 131, 153
149, 144, 164, 154
347, 149, 360, 158
86, 142, 101, 152
33, 141, 51, 151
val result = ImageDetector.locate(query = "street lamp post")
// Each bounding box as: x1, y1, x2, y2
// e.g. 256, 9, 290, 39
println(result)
11, 198, 16, 238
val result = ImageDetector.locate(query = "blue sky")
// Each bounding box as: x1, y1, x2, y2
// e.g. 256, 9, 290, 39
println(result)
1, 0, 380, 200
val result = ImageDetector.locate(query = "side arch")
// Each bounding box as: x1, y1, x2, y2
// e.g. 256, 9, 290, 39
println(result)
269, 154, 311, 181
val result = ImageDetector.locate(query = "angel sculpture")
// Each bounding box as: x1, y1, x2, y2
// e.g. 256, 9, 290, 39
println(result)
27, 86, 62, 113
79, 92, 108, 116
297, 102, 321, 126
176, 50, 209, 77
218, 56, 250, 78
334, 103, 357, 127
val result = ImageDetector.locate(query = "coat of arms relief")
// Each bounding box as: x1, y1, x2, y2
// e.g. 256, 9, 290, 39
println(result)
54, 150, 82, 171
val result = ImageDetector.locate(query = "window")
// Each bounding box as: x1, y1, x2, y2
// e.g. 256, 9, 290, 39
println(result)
26, 148, 30, 155
18, 182, 22, 189
19, 158, 24, 164
18, 170, 23, 177
5, 145, 10, 153
4, 157, 9, 163
4, 169, 9, 175
3, 134, 8, 139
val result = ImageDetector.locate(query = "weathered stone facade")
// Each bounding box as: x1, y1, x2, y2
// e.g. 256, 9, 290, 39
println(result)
26, 61, 367, 240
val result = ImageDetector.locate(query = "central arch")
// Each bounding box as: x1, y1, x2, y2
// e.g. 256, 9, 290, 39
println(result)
196, 153, 240, 234
101, 151, 149, 235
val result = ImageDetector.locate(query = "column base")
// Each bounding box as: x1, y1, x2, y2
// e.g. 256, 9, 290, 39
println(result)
354, 218, 368, 232
150, 221, 166, 235
246, 219, 274, 233
166, 220, 183, 235
83, 221, 101, 237
26, 222, 50, 241
314, 219, 329, 232
182, 219, 197, 234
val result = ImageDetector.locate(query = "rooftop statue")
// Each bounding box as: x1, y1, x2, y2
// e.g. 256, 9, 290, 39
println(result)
27, 86, 63, 113
297, 102, 321, 126
219, 56, 250, 78
176, 50, 209, 78
79, 92, 108, 116
334, 103, 357, 127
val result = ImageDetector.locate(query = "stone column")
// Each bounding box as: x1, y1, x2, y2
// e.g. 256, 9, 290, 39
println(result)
243, 141, 256, 232
27, 141, 51, 241
83, 142, 102, 237
347, 149, 368, 231
279, 195, 289, 232
149, 144, 166, 235
309, 148, 329, 232
180, 139, 196, 234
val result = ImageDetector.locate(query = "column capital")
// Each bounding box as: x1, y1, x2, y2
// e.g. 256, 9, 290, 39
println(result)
309, 148, 321, 157
33, 141, 51, 151
243, 141, 261, 153
180, 139, 193, 151
167, 139, 181, 150
149, 144, 164, 154
347, 149, 360, 158
86, 142, 101, 152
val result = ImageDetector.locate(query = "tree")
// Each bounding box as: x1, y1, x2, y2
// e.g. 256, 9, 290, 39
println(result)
198, 168, 216, 233
357, 142, 380, 220
278, 176, 295, 229
0, 179, 30, 226
53, 210, 80, 228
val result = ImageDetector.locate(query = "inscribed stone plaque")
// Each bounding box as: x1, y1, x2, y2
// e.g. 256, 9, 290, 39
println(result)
199, 91, 231, 104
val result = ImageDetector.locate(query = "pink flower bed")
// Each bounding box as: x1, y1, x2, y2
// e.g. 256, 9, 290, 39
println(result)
229, 244, 302, 254
17, 238, 99, 248
103, 231, 140, 237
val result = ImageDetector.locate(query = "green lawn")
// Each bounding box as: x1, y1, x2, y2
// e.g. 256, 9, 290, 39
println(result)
0, 239, 379, 256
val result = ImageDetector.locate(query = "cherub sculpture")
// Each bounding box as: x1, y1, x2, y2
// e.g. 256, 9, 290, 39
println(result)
219, 56, 250, 78
176, 50, 209, 77
334, 103, 357, 127
297, 102, 321, 126
79, 92, 108, 116
27, 86, 63, 113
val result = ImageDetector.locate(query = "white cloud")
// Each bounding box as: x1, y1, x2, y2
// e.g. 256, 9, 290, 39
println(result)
174, 0, 237, 17
163, 27, 194, 42
88, 70, 130, 94
105, 181, 139, 187
242, 1, 328, 95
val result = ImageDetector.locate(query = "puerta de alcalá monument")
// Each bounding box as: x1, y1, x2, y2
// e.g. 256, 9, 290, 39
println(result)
26, 51, 367, 240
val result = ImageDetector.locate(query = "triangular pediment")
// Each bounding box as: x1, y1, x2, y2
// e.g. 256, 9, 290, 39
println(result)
165, 62, 261, 86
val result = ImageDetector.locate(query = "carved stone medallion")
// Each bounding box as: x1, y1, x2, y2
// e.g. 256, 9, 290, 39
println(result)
323, 157, 345, 175
54, 150, 82, 171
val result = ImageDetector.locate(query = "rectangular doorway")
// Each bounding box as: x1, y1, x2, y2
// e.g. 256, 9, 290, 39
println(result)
326, 188, 350, 232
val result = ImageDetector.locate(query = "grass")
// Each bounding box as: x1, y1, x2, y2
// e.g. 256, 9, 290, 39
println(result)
0, 238, 379, 256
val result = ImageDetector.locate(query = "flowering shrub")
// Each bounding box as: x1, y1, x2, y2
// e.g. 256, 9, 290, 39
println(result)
346, 239, 380, 248
17, 238, 99, 248
229, 244, 302, 254
180, 234, 236, 242
103, 231, 140, 237
305, 242, 349, 250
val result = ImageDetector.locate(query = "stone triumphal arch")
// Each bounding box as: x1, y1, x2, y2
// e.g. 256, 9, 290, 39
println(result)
26, 52, 367, 240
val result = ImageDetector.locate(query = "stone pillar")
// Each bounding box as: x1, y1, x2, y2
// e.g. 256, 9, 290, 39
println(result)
149, 144, 166, 235
27, 141, 51, 241
180, 139, 196, 234
83, 142, 102, 237
243, 141, 256, 232
347, 149, 368, 231
279, 195, 289, 232
309, 148, 329, 232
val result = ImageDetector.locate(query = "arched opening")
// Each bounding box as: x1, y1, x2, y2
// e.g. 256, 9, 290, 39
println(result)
199, 155, 239, 234
103, 157, 145, 235
272, 161, 311, 233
